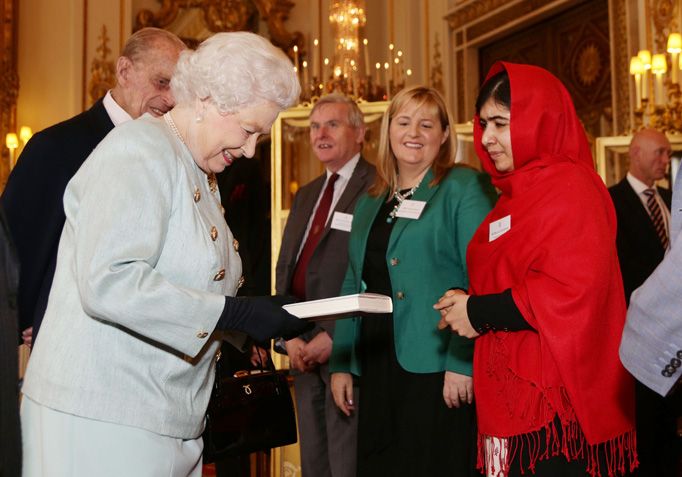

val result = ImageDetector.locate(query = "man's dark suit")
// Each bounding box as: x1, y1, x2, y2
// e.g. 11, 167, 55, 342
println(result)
609, 178, 671, 305
0, 204, 20, 476
1, 98, 114, 338
275, 157, 374, 477
609, 177, 679, 477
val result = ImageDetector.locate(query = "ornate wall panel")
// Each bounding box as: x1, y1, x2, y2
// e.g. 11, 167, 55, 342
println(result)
478, 0, 611, 140
0, 0, 18, 188
445, 0, 631, 136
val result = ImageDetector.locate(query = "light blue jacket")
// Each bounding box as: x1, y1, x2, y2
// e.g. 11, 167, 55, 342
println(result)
22, 115, 243, 439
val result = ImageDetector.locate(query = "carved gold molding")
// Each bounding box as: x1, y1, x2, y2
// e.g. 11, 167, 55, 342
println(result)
447, 0, 563, 43
0, 0, 18, 189
430, 33, 444, 95
88, 25, 116, 106
611, 0, 629, 134
447, 0, 525, 30
651, 0, 677, 53
135, 0, 304, 53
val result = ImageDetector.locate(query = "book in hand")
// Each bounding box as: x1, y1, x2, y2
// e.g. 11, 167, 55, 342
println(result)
282, 293, 393, 321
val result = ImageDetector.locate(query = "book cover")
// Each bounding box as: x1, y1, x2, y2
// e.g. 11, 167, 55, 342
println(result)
282, 293, 393, 321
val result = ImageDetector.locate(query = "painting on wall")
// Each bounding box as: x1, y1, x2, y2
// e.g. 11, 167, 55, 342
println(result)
133, 0, 304, 54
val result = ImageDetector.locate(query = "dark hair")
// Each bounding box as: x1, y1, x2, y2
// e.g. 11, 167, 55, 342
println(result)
475, 70, 511, 114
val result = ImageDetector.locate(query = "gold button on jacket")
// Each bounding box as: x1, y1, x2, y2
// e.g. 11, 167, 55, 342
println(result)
210, 226, 218, 241
213, 269, 226, 281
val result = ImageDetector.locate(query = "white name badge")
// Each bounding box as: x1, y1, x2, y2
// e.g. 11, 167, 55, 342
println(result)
330, 211, 353, 232
395, 200, 427, 220
489, 215, 511, 242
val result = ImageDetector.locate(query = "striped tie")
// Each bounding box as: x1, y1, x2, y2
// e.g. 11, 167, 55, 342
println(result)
643, 188, 669, 249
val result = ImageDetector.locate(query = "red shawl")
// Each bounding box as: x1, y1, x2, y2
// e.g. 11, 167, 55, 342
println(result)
469, 62, 636, 476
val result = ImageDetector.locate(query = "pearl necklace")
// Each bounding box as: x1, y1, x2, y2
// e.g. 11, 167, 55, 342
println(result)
164, 112, 185, 144
164, 112, 217, 194
387, 179, 422, 223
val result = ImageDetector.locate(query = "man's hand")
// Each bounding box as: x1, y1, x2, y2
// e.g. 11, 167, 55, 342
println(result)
300, 331, 332, 368
285, 337, 314, 372
250, 344, 269, 367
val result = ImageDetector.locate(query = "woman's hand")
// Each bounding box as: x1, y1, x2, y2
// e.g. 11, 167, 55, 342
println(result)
443, 371, 473, 408
434, 288, 465, 314
331, 372, 355, 416
21, 326, 33, 348
219, 296, 313, 342
434, 292, 480, 338
250, 345, 269, 367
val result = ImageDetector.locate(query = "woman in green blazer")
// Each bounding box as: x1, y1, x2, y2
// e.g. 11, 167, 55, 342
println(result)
329, 86, 496, 477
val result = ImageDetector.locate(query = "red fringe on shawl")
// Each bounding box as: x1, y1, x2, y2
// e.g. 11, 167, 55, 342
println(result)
476, 341, 637, 477
477, 420, 638, 477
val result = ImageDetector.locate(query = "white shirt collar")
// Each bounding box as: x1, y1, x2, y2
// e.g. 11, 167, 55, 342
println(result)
327, 153, 361, 181
626, 171, 658, 195
103, 90, 133, 126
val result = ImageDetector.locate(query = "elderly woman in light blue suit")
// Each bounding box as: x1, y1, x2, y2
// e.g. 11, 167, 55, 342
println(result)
21, 32, 310, 477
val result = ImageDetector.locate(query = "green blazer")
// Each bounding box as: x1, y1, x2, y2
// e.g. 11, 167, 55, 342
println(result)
329, 166, 496, 376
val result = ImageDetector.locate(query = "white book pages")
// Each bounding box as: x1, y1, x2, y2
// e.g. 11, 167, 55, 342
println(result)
282, 293, 393, 321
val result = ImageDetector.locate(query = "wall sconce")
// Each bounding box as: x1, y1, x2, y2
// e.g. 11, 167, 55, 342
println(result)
5, 126, 32, 170
5, 133, 18, 170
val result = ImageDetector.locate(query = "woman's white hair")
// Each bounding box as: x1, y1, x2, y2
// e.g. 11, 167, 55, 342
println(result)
171, 32, 300, 113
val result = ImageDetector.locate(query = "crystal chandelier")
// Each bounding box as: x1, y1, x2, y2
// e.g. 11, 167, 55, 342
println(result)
294, 0, 411, 103
329, 0, 366, 82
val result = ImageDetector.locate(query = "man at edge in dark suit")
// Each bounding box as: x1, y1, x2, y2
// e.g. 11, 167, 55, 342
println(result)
275, 94, 375, 477
0, 204, 20, 476
2, 27, 186, 347
609, 127, 679, 477
610, 128, 672, 305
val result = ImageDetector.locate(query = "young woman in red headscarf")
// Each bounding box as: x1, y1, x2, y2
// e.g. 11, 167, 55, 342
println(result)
434, 62, 637, 477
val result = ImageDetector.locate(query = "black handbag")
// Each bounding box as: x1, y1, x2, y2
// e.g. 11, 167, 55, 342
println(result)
202, 350, 298, 463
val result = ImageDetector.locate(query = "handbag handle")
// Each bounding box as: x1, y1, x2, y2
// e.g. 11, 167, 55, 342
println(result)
213, 341, 280, 392
233, 369, 267, 378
